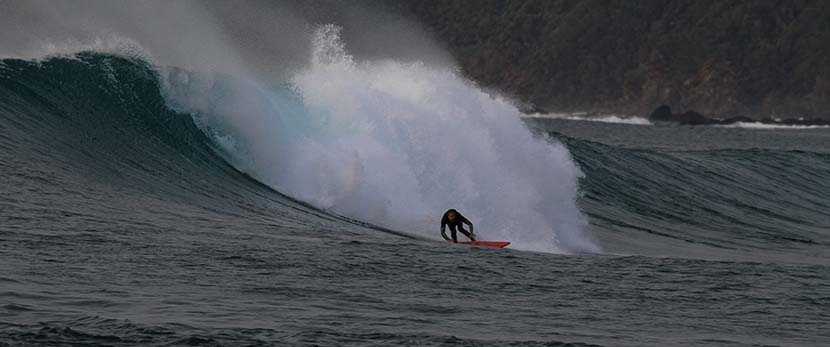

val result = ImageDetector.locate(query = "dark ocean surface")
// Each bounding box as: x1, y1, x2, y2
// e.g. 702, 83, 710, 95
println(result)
1, 55, 828, 347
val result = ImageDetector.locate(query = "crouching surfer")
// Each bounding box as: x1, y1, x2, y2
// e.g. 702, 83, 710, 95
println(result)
441, 209, 476, 243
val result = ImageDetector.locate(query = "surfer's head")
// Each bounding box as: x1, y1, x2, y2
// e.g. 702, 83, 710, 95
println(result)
446, 209, 458, 221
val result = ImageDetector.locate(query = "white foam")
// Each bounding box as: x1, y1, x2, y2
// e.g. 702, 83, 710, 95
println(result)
165, 26, 601, 253
528, 113, 653, 125
716, 122, 830, 130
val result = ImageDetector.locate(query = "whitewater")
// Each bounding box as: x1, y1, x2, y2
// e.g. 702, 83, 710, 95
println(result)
158, 24, 596, 253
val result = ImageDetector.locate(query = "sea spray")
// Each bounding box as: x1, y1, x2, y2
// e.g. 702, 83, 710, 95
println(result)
163, 25, 600, 253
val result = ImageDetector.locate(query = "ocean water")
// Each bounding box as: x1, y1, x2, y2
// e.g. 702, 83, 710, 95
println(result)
2, 51, 829, 347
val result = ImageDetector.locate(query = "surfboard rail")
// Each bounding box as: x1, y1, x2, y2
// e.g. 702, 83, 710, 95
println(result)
448, 241, 510, 248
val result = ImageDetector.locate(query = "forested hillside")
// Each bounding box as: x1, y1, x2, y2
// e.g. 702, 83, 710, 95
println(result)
384, 1, 830, 118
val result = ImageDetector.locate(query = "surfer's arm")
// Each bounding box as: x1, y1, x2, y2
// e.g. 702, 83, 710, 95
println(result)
462, 218, 475, 241
440, 223, 449, 241
463, 219, 474, 234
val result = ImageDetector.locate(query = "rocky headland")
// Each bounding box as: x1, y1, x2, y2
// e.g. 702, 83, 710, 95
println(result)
381, 0, 830, 120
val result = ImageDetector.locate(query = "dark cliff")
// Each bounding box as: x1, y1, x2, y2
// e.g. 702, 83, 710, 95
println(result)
380, 0, 830, 119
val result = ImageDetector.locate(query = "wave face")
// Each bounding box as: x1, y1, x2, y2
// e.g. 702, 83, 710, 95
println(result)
4, 49, 827, 260
0, 53, 376, 239
523, 118, 830, 263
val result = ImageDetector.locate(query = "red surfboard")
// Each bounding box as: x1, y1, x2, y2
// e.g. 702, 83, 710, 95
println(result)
448, 241, 511, 248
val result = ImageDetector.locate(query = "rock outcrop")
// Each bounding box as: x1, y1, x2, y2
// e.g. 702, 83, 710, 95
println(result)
647, 105, 830, 126
648, 105, 709, 125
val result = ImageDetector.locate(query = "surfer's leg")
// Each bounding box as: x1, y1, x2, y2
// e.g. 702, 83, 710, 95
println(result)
450, 227, 458, 243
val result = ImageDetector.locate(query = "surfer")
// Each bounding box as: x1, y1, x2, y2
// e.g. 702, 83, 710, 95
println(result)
441, 209, 476, 243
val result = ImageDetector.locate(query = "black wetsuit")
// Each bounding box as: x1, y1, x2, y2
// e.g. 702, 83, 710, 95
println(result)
440, 210, 475, 242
